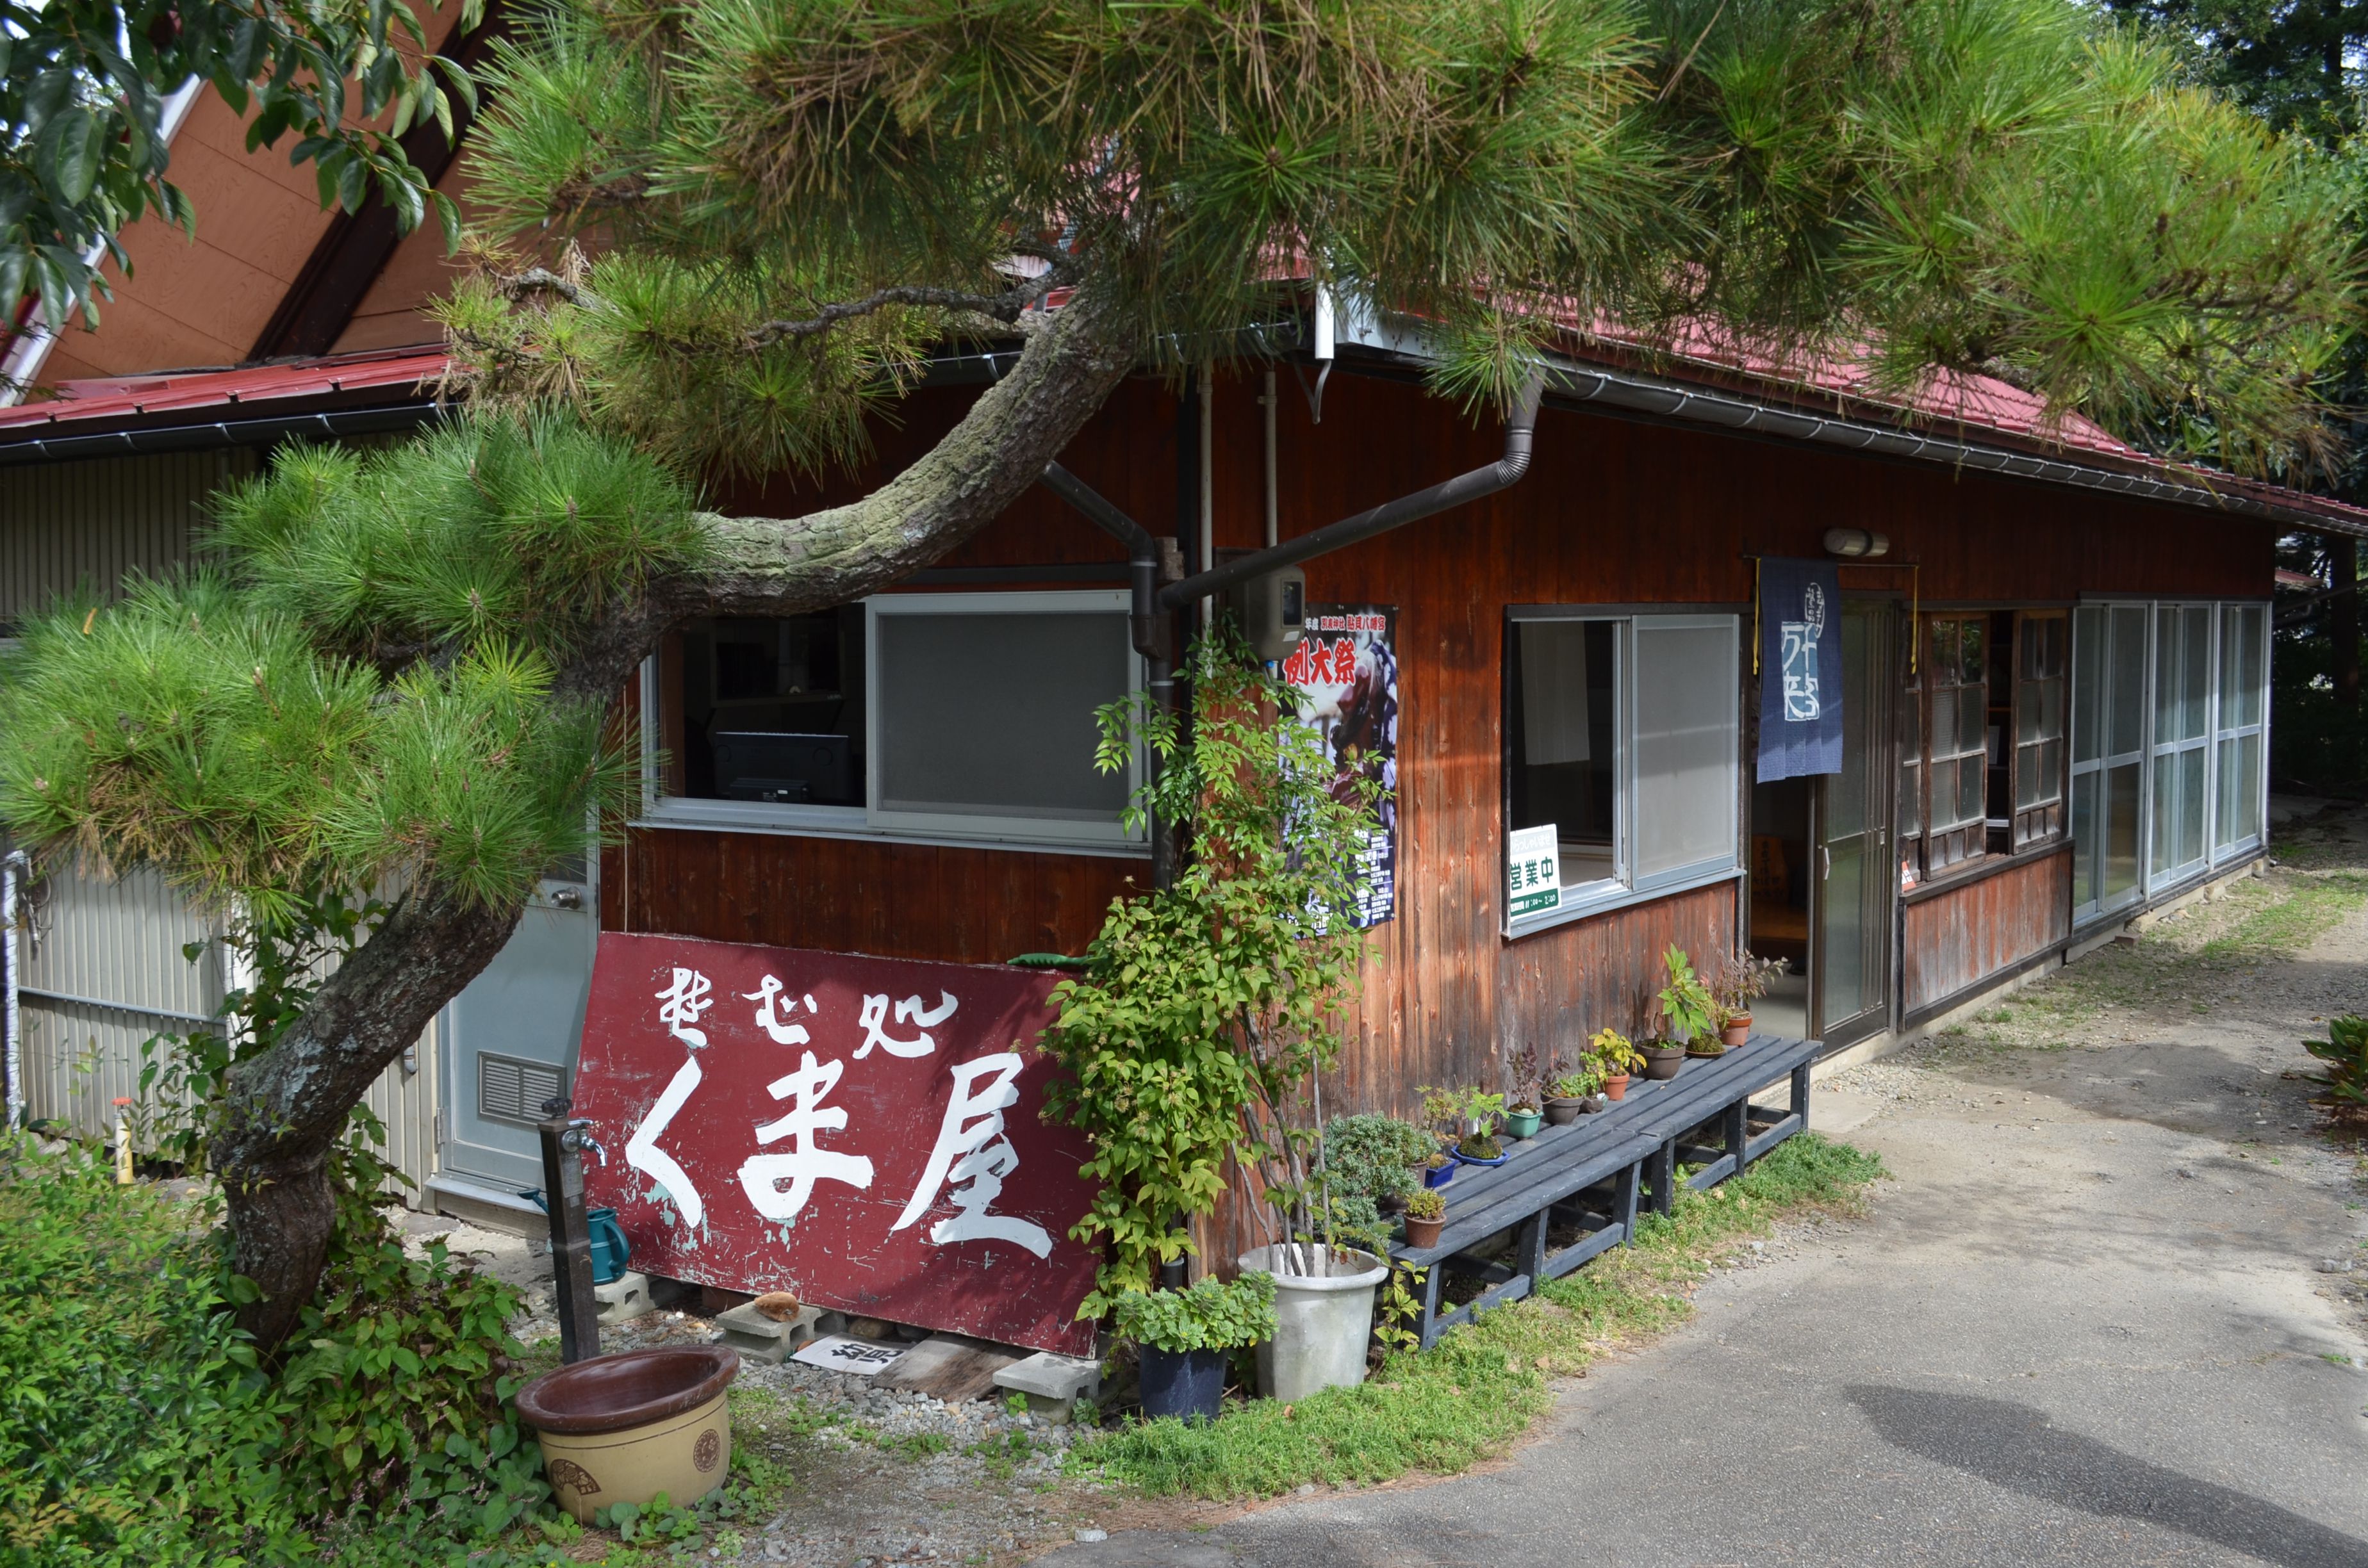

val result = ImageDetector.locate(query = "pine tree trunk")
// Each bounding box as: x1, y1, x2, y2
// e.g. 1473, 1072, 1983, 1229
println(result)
210, 287, 1144, 1352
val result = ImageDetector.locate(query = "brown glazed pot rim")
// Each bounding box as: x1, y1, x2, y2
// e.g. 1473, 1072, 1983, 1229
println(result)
515, 1345, 742, 1435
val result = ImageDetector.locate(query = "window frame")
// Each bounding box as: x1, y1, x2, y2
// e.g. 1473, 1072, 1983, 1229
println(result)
1502, 607, 1743, 938
1912, 612, 1992, 878
637, 588, 1147, 853
2009, 610, 2069, 852
2210, 601, 2269, 863
2146, 601, 2216, 886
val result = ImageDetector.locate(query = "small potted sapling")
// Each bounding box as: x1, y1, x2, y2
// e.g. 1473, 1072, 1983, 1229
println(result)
1504, 1043, 1564, 1139
1545, 1063, 1603, 1123
1652, 943, 1720, 1067
1709, 949, 1788, 1047
1114, 1273, 1277, 1425
1401, 1186, 1447, 1249
1588, 1026, 1643, 1101
1424, 1085, 1508, 1166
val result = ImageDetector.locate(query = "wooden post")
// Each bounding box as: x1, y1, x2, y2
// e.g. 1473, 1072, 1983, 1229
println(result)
538, 1102, 604, 1364
1725, 1098, 1750, 1180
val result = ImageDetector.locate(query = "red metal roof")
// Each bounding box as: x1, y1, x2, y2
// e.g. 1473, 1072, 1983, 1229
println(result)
0, 344, 446, 431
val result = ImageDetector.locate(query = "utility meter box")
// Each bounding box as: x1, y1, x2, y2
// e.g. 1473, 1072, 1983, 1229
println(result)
1227, 566, 1307, 665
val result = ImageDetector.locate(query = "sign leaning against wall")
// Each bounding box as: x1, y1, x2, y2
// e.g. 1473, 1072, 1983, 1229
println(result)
571, 933, 1102, 1355
1281, 605, 1399, 928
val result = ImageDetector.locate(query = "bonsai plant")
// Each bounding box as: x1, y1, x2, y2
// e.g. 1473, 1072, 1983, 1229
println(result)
1113, 1272, 1277, 1425
1709, 949, 1788, 1047
1422, 1085, 1508, 1164
1587, 1027, 1643, 1100
1505, 1043, 1566, 1138
1420, 1148, 1456, 1189
1545, 1064, 1603, 1123
1401, 1186, 1447, 1250
1320, 1113, 1438, 1251
1656, 944, 1720, 1063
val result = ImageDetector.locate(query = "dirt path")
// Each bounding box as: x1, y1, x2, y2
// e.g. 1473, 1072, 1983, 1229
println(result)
1048, 817, 2368, 1567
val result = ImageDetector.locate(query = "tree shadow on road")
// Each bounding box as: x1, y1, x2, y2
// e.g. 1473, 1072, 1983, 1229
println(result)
1846, 1384, 2366, 1568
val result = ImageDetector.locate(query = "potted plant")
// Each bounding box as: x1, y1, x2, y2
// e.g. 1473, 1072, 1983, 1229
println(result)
1420, 1148, 1456, 1188
1114, 1273, 1277, 1425
1586, 1027, 1642, 1100
1544, 1065, 1602, 1123
1708, 949, 1788, 1047
1401, 1186, 1447, 1249
1656, 944, 1722, 1061
1424, 1086, 1509, 1165
1319, 1113, 1438, 1252
1505, 1043, 1564, 1139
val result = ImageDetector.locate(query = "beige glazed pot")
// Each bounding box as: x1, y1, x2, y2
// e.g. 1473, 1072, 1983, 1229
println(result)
515, 1345, 741, 1523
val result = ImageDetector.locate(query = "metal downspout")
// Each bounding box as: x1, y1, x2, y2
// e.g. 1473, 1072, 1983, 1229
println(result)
1038, 462, 1179, 892
1156, 373, 1545, 610
3, 849, 28, 1131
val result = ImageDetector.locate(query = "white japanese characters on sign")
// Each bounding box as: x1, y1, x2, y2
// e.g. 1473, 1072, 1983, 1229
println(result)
1507, 822, 1564, 920
742, 974, 816, 1045
892, 1052, 1052, 1257
854, 991, 959, 1059
737, 1050, 876, 1221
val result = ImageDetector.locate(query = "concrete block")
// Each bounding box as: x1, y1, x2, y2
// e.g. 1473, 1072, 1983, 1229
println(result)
993, 1351, 1102, 1421
594, 1270, 653, 1325
715, 1302, 841, 1365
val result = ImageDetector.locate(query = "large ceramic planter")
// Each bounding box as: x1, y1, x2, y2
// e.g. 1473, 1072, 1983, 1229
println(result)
516, 1346, 741, 1523
1138, 1346, 1229, 1424
1237, 1244, 1388, 1400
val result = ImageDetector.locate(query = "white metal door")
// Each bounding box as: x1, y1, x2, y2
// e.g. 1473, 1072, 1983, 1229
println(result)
439, 863, 597, 1191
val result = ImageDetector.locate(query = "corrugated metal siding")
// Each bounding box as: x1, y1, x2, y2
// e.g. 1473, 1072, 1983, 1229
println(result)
0, 448, 256, 627
4, 447, 440, 1195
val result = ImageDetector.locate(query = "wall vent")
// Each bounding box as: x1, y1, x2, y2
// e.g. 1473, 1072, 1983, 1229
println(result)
477, 1053, 565, 1127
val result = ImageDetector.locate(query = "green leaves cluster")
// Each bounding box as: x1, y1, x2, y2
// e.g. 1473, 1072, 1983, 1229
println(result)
0, 416, 694, 919
0, 1134, 547, 1565
1110, 1271, 1277, 1356
1318, 1115, 1436, 1254
2, 0, 477, 336
440, 0, 2360, 481
2303, 1015, 2368, 1108
1043, 629, 1377, 1313
1654, 944, 1718, 1045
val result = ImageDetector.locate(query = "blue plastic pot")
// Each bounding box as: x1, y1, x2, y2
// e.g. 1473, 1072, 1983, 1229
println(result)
1421, 1161, 1456, 1189
1139, 1345, 1229, 1423
1454, 1148, 1510, 1168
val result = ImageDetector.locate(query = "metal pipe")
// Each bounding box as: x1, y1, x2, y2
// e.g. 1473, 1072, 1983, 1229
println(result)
3, 849, 28, 1131
1160, 373, 1545, 610
1039, 462, 1178, 890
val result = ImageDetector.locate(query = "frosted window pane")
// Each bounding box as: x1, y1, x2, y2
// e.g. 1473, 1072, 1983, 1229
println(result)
2073, 607, 2104, 765
875, 611, 1131, 820
1519, 622, 1595, 764
2181, 607, 2212, 740
2151, 758, 2176, 876
2178, 747, 2205, 866
2110, 608, 2148, 757
2105, 763, 2141, 901
1633, 621, 1738, 881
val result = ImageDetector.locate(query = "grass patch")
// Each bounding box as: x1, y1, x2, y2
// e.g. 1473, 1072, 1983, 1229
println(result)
2199, 872, 2368, 960
1070, 1134, 1882, 1499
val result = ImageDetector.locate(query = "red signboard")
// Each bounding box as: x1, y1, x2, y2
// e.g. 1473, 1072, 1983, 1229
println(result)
570, 933, 1101, 1355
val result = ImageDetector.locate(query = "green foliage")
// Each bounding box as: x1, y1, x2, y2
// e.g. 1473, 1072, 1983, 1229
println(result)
2304, 1015, 2368, 1108
1319, 1115, 1436, 1252
443, 0, 2360, 479
0, 416, 679, 920
1401, 1187, 1444, 1223
1587, 1027, 1645, 1077
1655, 945, 1718, 1045
2, 0, 475, 331
0, 1136, 548, 1565
1074, 1133, 1884, 1498
1112, 1273, 1278, 1355
1550, 1066, 1604, 1098
1043, 630, 1378, 1312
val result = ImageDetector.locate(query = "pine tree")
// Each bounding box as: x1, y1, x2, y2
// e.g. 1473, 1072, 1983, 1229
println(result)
4, 0, 2362, 1351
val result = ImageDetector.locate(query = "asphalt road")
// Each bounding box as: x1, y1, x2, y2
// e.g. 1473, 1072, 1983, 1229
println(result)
1046, 872, 2368, 1567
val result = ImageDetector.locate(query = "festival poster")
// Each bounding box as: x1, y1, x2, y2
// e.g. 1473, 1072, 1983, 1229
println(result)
1280, 605, 1398, 928
570, 933, 1100, 1355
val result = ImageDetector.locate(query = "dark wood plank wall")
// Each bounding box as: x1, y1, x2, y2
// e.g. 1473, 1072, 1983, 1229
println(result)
1901, 848, 2075, 1018
606, 366, 2273, 1119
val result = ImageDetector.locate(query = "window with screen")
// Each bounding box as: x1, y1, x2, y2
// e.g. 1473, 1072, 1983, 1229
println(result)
1504, 610, 1740, 929
2010, 611, 2068, 850
646, 590, 1140, 847
1917, 616, 1989, 875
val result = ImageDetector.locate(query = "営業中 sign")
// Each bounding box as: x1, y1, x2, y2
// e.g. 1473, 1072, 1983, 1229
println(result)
570, 933, 1101, 1355
1507, 823, 1563, 919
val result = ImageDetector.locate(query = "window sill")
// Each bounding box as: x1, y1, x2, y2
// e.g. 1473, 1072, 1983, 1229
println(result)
1504, 864, 1743, 941
631, 798, 1150, 859
1900, 837, 2069, 906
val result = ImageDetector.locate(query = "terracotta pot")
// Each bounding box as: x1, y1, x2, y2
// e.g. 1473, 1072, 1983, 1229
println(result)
518, 1346, 741, 1524
1640, 1045, 1685, 1081
1722, 1015, 1752, 1047
1543, 1096, 1588, 1125
1403, 1214, 1445, 1249
1602, 1073, 1630, 1102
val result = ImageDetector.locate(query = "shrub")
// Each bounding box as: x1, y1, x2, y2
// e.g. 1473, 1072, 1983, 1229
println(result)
0, 1134, 549, 1565
1319, 1115, 1434, 1250
1402, 1188, 1444, 1222
1111, 1274, 1278, 1355
2304, 1016, 2368, 1109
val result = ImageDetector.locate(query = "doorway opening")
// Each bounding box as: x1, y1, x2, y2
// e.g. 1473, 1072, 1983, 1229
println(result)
1748, 774, 1813, 1040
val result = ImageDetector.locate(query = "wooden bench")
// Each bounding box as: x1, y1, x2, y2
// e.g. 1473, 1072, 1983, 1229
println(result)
1387, 1033, 1819, 1348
